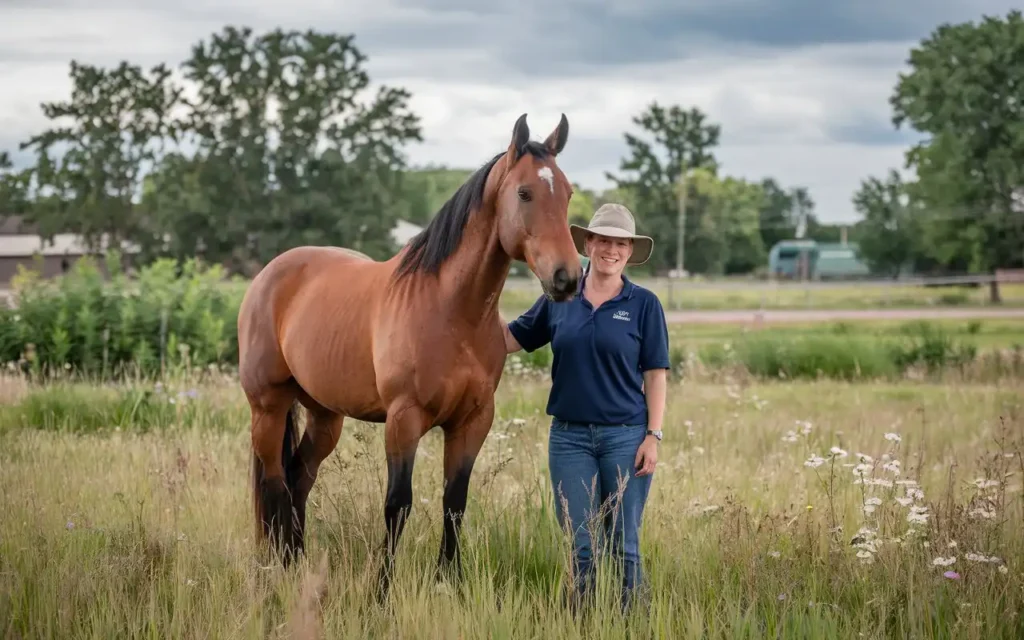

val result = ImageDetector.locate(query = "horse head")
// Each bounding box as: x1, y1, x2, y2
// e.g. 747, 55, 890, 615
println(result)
493, 113, 582, 301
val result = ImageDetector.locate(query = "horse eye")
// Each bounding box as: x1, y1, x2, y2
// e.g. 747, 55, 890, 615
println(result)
517, 187, 531, 202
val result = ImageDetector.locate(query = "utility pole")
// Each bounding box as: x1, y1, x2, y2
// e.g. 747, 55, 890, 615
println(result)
676, 163, 687, 277
670, 162, 687, 310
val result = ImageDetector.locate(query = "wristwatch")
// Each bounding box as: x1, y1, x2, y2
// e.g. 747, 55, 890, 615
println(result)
646, 429, 662, 441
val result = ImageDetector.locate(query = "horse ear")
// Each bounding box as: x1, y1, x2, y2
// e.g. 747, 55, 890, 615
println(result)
544, 113, 569, 156
508, 113, 529, 161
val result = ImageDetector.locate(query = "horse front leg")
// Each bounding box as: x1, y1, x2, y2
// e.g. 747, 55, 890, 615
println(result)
376, 401, 428, 604
436, 401, 495, 584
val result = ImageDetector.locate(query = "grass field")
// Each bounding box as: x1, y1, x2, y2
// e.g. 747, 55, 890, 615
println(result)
2, 368, 1023, 639
497, 278, 1024, 315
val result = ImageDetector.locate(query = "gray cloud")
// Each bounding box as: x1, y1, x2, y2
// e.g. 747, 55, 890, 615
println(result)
0, 0, 1018, 224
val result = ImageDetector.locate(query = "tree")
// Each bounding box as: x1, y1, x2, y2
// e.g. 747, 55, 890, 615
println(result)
141, 26, 423, 270
606, 102, 721, 273
852, 169, 918, 277
0, 152, 31, 217
687, 168, 766, 274
18, 60, 182, 249
890, 10, 1024, 301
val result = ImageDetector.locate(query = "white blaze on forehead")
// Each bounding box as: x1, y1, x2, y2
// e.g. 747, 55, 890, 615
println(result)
537, 166, 554, 193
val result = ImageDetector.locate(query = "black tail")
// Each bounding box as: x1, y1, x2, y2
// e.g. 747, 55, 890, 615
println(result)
251, 402, 301, 563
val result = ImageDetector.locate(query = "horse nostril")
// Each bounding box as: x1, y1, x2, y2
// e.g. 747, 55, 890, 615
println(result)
553, 267, 570, 291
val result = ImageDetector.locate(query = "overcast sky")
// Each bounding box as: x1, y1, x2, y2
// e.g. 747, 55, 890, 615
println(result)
0, 0, 1016, 223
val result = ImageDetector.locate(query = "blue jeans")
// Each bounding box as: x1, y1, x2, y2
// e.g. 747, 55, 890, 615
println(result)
548, 418, 653, 611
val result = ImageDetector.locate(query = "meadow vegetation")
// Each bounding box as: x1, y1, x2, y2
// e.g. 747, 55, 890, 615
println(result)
2, 257, 1023, 638
1, 369, 1022, 638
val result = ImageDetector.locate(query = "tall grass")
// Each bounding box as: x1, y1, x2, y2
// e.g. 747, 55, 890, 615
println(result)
1, 375, 1022, 638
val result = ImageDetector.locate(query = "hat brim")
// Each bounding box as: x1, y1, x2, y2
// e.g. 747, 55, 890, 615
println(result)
570, 224, 654, 266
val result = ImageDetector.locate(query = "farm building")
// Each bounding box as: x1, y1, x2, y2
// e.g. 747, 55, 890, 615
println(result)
767, 238, 870, 281
0, 216, 141, 285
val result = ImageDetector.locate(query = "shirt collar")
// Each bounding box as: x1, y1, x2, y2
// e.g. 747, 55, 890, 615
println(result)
576, 268, 634, 300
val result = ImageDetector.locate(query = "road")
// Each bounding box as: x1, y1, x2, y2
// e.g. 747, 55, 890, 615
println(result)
664, 307, 1024, 324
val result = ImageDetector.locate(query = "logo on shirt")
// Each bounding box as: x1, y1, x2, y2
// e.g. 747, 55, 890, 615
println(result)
612, 310, 630, 321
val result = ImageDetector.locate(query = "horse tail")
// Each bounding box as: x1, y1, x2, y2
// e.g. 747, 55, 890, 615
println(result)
252, 401, 301, 542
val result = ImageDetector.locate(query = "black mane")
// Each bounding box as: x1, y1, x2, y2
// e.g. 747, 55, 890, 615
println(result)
394, 140, 551, 278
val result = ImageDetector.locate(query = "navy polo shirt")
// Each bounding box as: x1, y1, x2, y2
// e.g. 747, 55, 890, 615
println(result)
507, 274, 671, 425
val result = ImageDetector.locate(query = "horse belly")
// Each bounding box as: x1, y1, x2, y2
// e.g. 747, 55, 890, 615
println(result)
279, 269, 388, 422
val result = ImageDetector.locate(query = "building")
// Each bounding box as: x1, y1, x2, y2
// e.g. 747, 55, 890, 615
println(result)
767, 238, 870, 281
0, 215, 142, 285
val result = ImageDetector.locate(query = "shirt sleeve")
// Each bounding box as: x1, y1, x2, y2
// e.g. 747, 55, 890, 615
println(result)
639, 293, 671, 371
507, 294, 552, 353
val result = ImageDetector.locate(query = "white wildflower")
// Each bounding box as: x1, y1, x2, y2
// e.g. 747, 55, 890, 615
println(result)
884, 432, 902, 442
782, 430, 799, 443
895, 497, 914, 507
932, 556, 957, 567
999, 565, 1009, 574
804, 455, 827, 468
829, 446, 849, 459
856, 452, 874, 463
969, 508, 996, 520
972, 478, 999, 490
768, 551, 781, 559
852, 463, 872, 478
882, 459, 901, 475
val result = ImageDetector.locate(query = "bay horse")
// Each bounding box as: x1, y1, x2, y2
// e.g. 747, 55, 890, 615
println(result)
237, 113, 582, 599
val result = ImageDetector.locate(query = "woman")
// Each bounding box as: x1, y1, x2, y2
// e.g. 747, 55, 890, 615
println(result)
501, 203, 670, 612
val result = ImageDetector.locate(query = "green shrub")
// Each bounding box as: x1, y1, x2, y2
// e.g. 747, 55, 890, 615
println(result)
1, 252, 245, 379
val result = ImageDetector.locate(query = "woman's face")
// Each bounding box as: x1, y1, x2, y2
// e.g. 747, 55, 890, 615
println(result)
586, 233, 633, 277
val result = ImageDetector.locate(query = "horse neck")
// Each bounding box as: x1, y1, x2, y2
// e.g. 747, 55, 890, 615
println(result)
437, 201, 510, 322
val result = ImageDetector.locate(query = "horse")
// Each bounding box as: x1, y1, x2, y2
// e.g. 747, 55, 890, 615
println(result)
237, 113, 583, 599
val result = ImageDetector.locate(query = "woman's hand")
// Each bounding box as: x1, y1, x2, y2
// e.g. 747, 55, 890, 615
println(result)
634, 436, 658, 477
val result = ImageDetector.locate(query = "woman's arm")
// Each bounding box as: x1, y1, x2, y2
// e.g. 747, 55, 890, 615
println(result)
635, 367, 667, 477
498, 314, 523, 353
643, 367, 667, 433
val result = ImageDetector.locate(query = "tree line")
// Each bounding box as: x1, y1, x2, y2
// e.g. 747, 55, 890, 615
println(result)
0, 14, 1022, 297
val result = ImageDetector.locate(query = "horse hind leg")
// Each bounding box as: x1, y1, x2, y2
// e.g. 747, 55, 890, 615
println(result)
287, 406, 345, 555
249, 384, 301, 566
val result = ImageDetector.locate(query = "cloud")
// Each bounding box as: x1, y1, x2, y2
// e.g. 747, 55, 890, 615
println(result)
0, 0, 1018, 225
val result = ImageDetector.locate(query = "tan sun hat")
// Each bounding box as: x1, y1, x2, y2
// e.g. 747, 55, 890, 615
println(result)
569, 203, 654, 265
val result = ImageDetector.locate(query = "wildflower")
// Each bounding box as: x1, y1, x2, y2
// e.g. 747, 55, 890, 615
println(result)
511, 418, 526, 426
969, 508, 997, 520
908, 506, 930, 525
884, 432, 901, 442
798, 421, 812, 435
856, 550, 875, 563
768, 551, 781, 559
882, 459, 901, 475
863, 497, 882, 514
782, 430, 799, 443
804, 454, 826, 468
999, 565, 1009, 575
852, 463, 872, 478
943, 571, 960, 580
829, 446, 848, 459
971, 478, 999, 490
932, 556, 957, 567
966, 553, 1001, 563
906, 487, 925, 501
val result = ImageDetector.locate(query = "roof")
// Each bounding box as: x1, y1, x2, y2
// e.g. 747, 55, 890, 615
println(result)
0, 232, 140, 257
